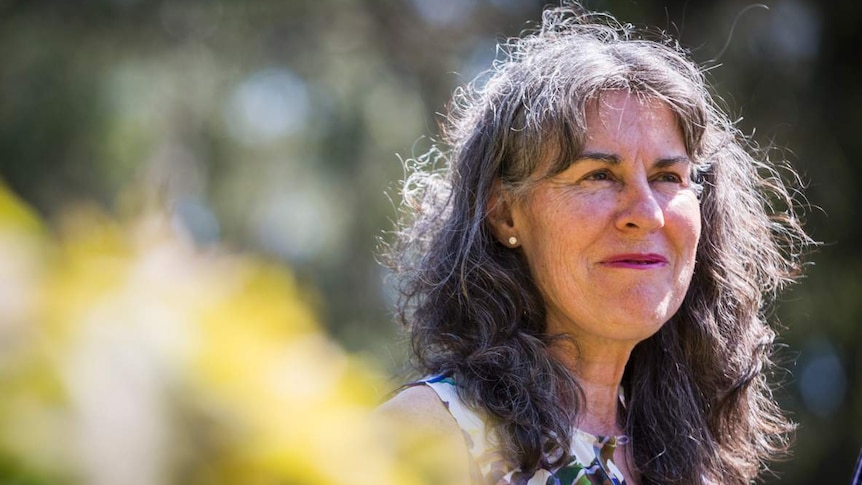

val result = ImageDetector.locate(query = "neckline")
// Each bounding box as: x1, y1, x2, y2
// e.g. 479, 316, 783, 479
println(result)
572, 427, 630, 446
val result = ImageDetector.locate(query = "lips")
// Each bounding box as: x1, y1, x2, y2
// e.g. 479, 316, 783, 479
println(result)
601, 253, 668, 269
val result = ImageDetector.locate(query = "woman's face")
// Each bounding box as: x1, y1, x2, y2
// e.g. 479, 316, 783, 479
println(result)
508, 91, 701, 346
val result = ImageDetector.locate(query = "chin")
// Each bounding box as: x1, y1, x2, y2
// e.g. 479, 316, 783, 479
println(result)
624, 319, 667, 343
625, 289, 684, 321
608, 305, 675, 340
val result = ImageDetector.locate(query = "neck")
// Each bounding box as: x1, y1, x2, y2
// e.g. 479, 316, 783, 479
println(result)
550, 339, 633, 436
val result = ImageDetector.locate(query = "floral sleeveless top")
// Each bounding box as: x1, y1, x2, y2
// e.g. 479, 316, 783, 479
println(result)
424, 375, 628, 485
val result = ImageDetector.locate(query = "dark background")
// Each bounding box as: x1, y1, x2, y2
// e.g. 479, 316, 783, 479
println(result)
0, 0, 859, 482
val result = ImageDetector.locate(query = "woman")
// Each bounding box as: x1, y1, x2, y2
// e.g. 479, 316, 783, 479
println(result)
381, 3, 809, 484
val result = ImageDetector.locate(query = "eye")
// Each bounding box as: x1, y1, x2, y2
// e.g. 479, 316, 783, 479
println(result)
653, 172, 683, 184
583, 170, 613, 182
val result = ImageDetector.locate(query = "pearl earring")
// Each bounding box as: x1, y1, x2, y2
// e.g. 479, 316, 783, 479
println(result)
508, 236, 518, 246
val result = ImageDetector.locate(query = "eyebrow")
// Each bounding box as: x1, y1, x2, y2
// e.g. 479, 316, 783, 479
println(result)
576, 151, 692, 168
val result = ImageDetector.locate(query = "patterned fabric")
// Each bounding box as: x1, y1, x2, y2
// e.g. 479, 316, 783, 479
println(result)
424, 375, 628, 485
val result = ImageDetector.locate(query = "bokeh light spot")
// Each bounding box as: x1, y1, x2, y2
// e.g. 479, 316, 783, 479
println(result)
409, 0, 479, 28
224, 68, 310, 145
798, 338, 847, 418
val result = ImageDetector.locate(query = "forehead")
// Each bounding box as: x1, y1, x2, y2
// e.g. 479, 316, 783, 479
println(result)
582, 91, 684, 152
512, 91, 688, 187
585, 92, 678, 136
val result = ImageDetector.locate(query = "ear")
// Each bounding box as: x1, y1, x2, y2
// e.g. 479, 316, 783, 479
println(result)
485, 179, 518, 246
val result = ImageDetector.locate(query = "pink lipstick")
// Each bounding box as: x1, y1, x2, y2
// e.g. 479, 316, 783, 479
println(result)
601, 253, 668, 269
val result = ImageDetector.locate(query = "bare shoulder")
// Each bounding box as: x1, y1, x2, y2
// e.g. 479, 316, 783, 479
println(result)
377, 385, 461, 433
376, 385, 472, 482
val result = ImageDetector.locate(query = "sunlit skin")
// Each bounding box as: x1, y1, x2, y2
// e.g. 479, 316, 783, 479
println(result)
511, 91, 701, 351
490, 92, 701, 481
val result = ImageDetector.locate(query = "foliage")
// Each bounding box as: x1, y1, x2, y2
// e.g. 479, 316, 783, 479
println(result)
0, 182, 455, 485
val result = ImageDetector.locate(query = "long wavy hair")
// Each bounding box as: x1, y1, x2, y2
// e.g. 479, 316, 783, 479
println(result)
385, 3, 810, 484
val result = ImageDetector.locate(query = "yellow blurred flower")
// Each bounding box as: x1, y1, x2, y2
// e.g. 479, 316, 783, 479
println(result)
0, 183, 457, 485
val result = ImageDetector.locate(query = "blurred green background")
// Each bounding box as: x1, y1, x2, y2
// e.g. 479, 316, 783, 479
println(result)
0, 0, 859, 483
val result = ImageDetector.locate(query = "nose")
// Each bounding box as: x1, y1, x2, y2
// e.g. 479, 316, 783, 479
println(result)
614, 180, 664, 232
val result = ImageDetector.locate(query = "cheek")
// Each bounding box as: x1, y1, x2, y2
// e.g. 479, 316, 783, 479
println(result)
668, 193, 701, 251
521, 221, 569, 283
686, 205, 702, 256
517, 200, 586, 294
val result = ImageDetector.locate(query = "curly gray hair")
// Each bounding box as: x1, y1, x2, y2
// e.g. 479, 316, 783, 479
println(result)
385, 3, 810, 483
